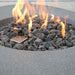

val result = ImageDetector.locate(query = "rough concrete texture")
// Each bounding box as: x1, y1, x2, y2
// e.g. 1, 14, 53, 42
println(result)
0, 46, 75, 75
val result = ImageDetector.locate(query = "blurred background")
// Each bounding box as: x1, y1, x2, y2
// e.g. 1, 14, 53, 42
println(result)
0, 0, 75, 2
0, 0, 75, 12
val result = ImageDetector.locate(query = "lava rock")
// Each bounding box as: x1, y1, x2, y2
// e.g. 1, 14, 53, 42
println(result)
33, 17, 40, 24
31, 26, 36, 31
0, 41, 5, 46
37, 33, 45, 40
34, 39, 42, 46
10, 41, 16, 47
72, 35, 75, 39
28, 45, 34, 50
51, 41, 58, 48
44, 42, 50, 50
49, 46, 55, 50
24, 41, 29, 50
1, 35, 9, 42
5, 42, 12, 48
28, 36, 36, 44
0, 17, 75, 51
72, 26, 75, 30
47, 33, 55, 40
43, 30, 49, 35
13, 44, 24, 50
32, 29, 38, 35
70, 29, 74, 36
0, 31, 4, 35
24, 41, 28, 46
56, 38, 63, 47
65, 40, 73, 47
44, 42, 52, 50
71, 40, 75, 46
33, 23, 40, 28
65, 32, 71, 39
8, 31, 18, 38
38, 45, 45, 51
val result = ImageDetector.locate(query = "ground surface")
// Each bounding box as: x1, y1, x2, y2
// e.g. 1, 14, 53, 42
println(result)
0, 46, 75, 75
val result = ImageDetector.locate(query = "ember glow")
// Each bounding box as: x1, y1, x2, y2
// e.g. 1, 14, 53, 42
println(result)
12, 0, 68, 38
13, 27, 19, 31
50, 14, 54, 21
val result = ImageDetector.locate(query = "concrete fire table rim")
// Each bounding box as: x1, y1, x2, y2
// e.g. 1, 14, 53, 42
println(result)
0, 5, 75, 75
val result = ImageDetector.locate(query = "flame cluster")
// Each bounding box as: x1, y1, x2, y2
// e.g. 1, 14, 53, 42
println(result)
12, 0, 68, 38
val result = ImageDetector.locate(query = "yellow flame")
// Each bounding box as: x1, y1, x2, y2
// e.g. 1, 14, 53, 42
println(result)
50, 14, 54, 20
12, 0, 68, 38
12, 0, 24, 20
41, 14, 48, 28
54, 16, 66, 38
37, 0, 46, 20
28, 17, 32, 37
13, 27, 19, 31
60, 22, 65, 38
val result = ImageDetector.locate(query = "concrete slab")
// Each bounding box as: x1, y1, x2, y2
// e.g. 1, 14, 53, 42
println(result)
0, 2, 75, 12
0, 46, 75, 75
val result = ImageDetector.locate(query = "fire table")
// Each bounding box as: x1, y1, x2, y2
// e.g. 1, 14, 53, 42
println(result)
0, 3, 75, 75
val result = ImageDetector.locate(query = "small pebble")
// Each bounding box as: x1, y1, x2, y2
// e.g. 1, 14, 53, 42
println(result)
28, 45, 34, 50
49, 46, 54, 50
1, 35, 9, 42
65, 40, 73, 47
13, 44, 24, 50
5, 42, 12, 48
34, 39, 42, 46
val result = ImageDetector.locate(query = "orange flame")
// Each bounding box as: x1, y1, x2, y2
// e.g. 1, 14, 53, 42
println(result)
41, 14, 48, 29
15, 7, 27, 24
12, 0, 25, 23
12, 0, 36, 24
12, 0, 68, 38
13, 27, 19, 31
50, 14, 54, 20
37, 0, 46, 20
28, 17, 32, 37
25, 0, 36, 17
54, 16, 65, 38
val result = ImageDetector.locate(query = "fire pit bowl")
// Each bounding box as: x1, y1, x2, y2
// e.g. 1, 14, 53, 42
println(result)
0, 5, 75, 75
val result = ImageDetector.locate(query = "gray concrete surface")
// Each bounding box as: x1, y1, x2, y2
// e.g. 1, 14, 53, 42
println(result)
0, 1, 75, 12
0, 2, 75, 75
0, 46, 75, 75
